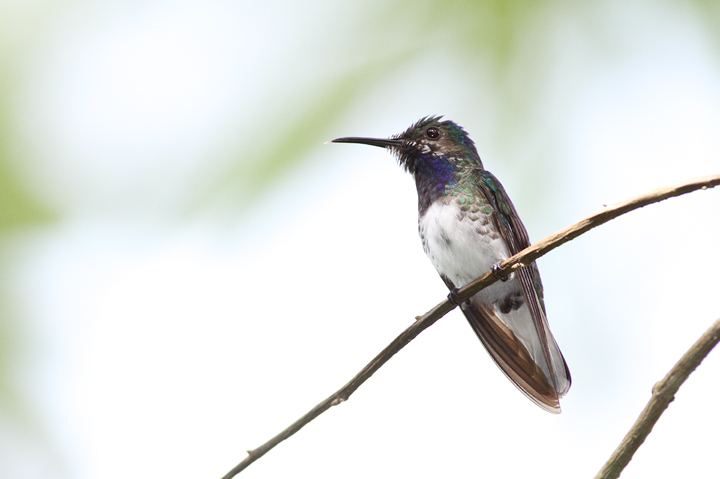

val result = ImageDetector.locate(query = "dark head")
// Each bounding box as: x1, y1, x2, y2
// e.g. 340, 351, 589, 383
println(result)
331, 116, 483, 176
332, 116, 484, 213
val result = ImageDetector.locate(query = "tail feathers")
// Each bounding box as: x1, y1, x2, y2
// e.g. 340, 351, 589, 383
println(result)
460, 298, 566, 414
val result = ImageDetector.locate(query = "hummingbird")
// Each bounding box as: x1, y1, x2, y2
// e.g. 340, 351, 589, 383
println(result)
332, 116, 571, 413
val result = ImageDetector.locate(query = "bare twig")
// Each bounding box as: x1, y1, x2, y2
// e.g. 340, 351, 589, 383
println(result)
594, 317, 720, 479
221, 174, 720, 479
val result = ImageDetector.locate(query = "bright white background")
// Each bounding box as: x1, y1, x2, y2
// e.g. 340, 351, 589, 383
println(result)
1, 1, 719, 478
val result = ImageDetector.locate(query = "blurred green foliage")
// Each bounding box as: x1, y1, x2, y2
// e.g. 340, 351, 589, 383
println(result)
209, 0, 567, 210
0, 59, 55, 420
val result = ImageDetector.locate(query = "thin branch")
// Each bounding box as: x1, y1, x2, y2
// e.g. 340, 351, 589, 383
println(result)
471, 174, 720, 298
221, 174, 720, 479
594, 317, 720, 479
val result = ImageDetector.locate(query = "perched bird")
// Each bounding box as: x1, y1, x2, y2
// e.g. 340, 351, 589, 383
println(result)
332, 116, 571, 413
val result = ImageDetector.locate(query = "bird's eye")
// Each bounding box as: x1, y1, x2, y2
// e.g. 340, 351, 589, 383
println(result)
426, 127, 440, 139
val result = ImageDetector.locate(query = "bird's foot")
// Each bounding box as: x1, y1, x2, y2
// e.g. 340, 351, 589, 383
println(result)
492, 262, 509, 282
447, 288, 463, 306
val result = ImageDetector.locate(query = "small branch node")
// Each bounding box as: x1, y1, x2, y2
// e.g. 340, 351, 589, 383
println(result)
651, 381, 663, 395
330, 397, 346, 406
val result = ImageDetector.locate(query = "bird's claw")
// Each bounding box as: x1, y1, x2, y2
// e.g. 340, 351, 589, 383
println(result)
492, 263, 509, 282
447, 287, 463, 306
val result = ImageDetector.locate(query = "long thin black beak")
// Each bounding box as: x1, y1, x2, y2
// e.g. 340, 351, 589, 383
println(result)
330, 137, 403, 148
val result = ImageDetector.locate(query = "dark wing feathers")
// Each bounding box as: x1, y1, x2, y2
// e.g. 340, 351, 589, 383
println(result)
451, 171, 571, 412
442, 274, 560, 412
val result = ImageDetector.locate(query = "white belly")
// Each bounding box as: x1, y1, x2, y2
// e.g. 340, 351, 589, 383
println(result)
419, 200, 571, 400
419, 201, 515, 304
